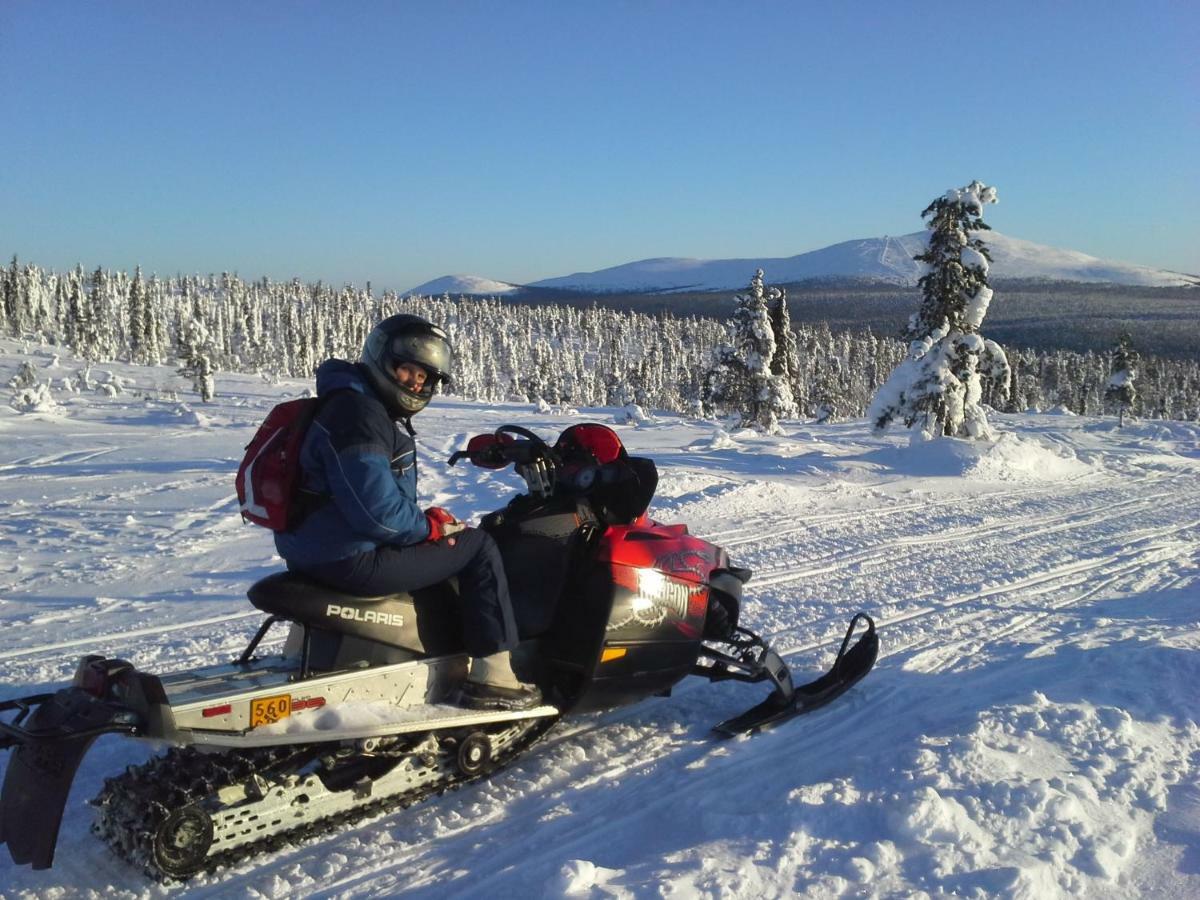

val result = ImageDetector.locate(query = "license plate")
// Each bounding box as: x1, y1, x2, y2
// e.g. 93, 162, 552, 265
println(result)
250, 694, 292, 727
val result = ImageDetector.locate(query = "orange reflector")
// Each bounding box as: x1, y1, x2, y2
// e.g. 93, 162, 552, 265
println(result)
601, 647, 627, 663
202, 704, 232, 718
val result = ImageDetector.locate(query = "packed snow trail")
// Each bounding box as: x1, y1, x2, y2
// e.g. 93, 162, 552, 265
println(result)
1, 341, 1198, 899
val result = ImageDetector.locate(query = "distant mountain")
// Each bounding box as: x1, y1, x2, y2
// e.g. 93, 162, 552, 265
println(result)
527, 232, 1198, 292
527, 234, 927, 292
404, 232, 1198, 296
404, 275, 521, 296
978, 233, 1199, 288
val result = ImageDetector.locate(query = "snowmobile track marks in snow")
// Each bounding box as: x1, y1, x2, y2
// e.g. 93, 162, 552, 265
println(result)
703, 472, 1140, 549
739, 484, 1190, 588
873, 538, 1198, 675
0, 610, 263, 662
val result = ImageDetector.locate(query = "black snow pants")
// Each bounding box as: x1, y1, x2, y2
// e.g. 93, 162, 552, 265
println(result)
292, 528, 518, 657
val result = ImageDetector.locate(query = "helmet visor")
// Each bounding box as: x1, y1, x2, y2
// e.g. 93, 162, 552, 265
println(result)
387, 329, 452, 385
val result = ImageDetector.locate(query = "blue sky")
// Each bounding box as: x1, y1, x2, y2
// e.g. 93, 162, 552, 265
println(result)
2, 1, 1196, 291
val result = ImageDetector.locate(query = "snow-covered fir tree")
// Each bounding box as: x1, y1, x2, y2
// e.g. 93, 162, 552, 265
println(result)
196, 356, 215, 402
978, 338, 1012, 410
0, 256, 14, 334
176, 312, 217, 402
127, 267, 152, 364
10, 360, 38, 390
812, 354, 848, 423
63, 265, 89, 350
23, 263, 52, 339
146, 274, 169, 365
702, 269, 792, 432
1105, 333, 1139, 427
86, 267, 114, 361
868, 181, 1007, 440
768, 285, 801, 417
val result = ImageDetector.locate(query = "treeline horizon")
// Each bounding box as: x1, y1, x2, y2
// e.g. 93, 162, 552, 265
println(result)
502, 279, 1200, 362
2, 256, 1198, 423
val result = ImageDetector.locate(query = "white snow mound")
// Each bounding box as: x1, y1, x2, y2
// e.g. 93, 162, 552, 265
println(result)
965, 433, 1094, 481
875, 433, 1094, 481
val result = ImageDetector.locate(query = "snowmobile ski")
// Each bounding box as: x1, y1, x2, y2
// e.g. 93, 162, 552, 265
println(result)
709, 614, 878, 736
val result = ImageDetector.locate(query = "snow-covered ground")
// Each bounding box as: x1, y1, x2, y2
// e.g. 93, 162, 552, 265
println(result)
1, 340, 1199, 899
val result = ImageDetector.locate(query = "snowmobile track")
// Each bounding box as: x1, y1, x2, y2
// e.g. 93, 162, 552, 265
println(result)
90, 717, 559, 882
861, 524, 1199, 675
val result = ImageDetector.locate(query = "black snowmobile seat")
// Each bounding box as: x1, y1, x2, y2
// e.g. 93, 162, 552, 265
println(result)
247, 571, 463, 656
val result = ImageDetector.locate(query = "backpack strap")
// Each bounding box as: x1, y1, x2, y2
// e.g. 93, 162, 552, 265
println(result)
283, 393, 335, 531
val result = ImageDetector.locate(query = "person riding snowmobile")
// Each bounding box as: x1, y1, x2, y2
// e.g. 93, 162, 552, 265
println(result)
274, 313, 541, 710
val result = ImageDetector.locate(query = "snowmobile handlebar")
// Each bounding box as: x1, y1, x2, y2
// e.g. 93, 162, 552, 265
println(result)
448, 422, 658, 508
447, 426, 569, 499
447, 425, 563, 471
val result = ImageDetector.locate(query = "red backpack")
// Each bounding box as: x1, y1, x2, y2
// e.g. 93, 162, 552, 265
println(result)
236, 398, 323, 531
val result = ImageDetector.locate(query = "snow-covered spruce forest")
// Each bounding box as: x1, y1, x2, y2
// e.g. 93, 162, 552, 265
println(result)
3, 259, 1199, 422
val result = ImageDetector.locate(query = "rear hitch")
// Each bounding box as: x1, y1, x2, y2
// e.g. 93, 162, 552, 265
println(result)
1, 665, 145, 870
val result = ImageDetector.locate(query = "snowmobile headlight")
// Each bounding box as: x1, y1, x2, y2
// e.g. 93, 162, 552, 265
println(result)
637, 569, 666, 597
631, 595, 654, 612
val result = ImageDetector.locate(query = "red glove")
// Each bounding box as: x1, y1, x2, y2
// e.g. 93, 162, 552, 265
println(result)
425, 507, 463, 542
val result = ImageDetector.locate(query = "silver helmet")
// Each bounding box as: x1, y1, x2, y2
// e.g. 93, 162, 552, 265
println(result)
360, 314, 453, 418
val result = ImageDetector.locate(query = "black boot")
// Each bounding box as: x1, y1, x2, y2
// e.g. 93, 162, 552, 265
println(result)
457, 680, 543, 711
457, 652, 543, 711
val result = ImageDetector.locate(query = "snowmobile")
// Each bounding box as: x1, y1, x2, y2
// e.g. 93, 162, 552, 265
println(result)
0, 422, 878, 881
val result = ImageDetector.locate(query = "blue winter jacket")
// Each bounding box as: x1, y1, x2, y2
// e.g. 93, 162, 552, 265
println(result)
274, 359, 431, 565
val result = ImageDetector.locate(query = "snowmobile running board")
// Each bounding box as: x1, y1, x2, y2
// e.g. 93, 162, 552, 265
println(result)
705, 613, 879, 737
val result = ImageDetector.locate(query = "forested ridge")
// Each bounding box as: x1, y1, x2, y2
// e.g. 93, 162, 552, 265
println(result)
3, 257, 1198, 422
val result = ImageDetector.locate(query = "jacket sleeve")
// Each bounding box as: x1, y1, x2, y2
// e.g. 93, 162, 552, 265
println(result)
308, 408, 431, 546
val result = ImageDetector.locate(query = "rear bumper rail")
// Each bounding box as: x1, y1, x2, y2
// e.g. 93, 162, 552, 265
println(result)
1, 687, 144, 870
0, 692, 140, 749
